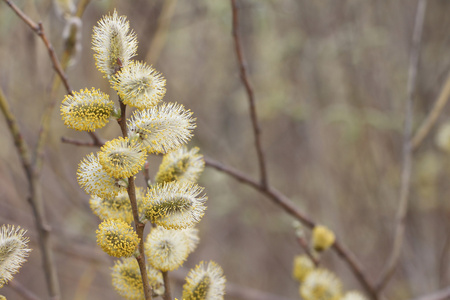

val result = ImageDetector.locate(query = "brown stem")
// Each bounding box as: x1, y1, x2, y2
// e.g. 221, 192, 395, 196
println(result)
0, 89, 61, 300
296, 236, 320, 267
162, 271, 172, 300
411, 73, 450, 151
412, 286, 450, 300
8, 280, 41, 300
128, 176, 153, 300
118, 100, 128, 138
116, 93, 152, 299
204, 157, 378, 299
376, 0, 427, 291
230, 0, 268, 188
61, 136, 104, 147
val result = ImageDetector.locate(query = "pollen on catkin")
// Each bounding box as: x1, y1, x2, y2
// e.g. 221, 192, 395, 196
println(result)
312, 225, 336, 252
182, 261, 226, 300
292, 254, 315, 282
155, 146, 205, 184
111, 257, 164, 300
143, 181, 207, 229
96, 219, 139, 258
342, 291, 369, 300
128, 102, 196, 154
98, 137, 146, 179
92, 10, 137, 76
61, 88, 114, 132
144, 226, 190, 272
77, 153, 126, 198
300, 269, 342, 300
90, 188, 145, 224
112, 61, 166, 110
0, 225, 31, 288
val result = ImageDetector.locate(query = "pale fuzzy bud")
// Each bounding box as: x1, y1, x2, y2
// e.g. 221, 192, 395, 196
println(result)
143, 181, 207, 229
182, 261, 226, 300
300, 269, 342, 300
127, 102, 196, 154
342, 291, 369, 300
312, 225, 335, 252
0, 225, 31, 288
144, 227, 190, 272
155, 146, 205, 184
292, 254, 315, 282
92, 10, 137, 76
112, 257, 164, 300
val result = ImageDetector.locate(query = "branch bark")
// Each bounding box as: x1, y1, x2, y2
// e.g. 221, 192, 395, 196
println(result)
376, 0, 427, 291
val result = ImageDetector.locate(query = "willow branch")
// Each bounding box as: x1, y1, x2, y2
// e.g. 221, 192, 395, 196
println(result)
204, 157, 378, 299
230, 0, 268, 188
412, 286, 450, 300
411, 73, 450, 151
7, 280, 41, 300
145, 0, 178, 64
0, 88, 61, 300
376, 0, 427, 291
162, 271, 172, 300
3, 0, 72, 94
115, 96, 152, 299
61, 136, 104, 147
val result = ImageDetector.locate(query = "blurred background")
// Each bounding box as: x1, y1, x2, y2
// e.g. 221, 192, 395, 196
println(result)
1, 0, 450, 299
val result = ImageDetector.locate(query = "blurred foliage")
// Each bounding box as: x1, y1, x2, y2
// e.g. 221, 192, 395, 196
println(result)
1, 0, 450, 299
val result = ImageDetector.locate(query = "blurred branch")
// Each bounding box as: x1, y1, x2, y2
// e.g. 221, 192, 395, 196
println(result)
296, 235, 319, 266
61, 136, 104, 147
7, 280, 41, 300
231, 0, 268, 188
0, 88, 61, 300
376, 0, 427, 291
412, 286, 450, 300
2, 0, 72, 94
204, 157, 378, 299
36, 0, 92, 173
145, 0, 178, 63
411, 73, 450, 151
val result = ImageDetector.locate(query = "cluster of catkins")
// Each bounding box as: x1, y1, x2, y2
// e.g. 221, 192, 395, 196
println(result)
292, 225, 367, 300
61, 10, 225, 300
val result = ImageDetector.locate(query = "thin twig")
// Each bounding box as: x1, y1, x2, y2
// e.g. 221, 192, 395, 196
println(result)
116, 93, 152, 299
411, 73, 450, 151
3, 0, 72, 94
61, 136, 104, 147
145, 0, 178, 64
204, 157, 378, 299
162, 271, 172, 300
296, 236, 320, 266
36, 0, 91, 172
376, 0, 427, 291
7, 280, 42, 300
0, 88, 61, 300
128, 176, 153, 300
412, 286, 450, 300
230, 0, 268, 188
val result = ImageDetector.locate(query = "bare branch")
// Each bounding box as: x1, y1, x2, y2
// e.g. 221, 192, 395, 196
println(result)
0, 88, 61, 300
411, 73, 450, 151
204, 157, 378, 299
412, 286, 450, 300
7, 280, 41, 300
376, 0, 427, 291
230, 0, 268, 188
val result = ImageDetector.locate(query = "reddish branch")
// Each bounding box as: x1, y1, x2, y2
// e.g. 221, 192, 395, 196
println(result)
230, 0, 268, 188
204, 157, 378, 299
